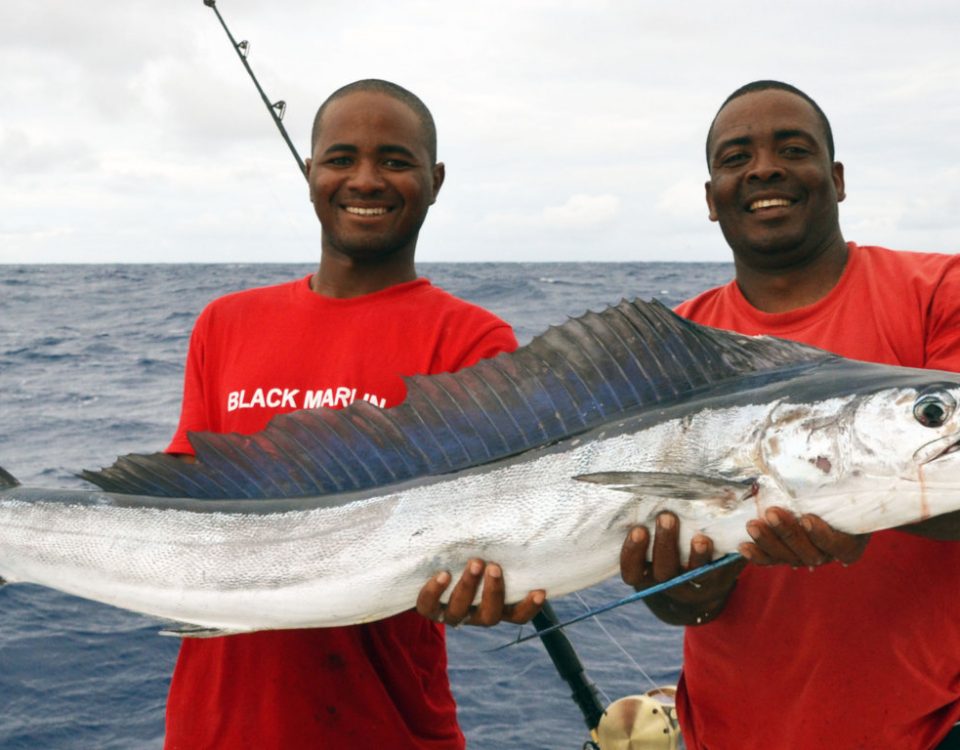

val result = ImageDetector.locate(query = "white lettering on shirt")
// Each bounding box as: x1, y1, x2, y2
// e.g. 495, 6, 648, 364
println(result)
228, 386, 383, 412
226, 388, 301, 412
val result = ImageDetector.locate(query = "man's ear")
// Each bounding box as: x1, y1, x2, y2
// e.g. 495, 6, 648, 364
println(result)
705, 180, 718, 222
430, 162, 446, 205
832, 161, 846, 203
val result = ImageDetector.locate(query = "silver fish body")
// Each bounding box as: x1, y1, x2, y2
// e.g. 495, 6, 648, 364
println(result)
1, 299, 958, 632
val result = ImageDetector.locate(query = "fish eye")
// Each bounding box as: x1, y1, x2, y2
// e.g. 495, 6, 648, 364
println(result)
913, 390, 957, 428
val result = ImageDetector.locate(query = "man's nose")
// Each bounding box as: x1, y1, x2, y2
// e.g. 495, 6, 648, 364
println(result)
746, 149, 785, 181
347, 159, 387, 191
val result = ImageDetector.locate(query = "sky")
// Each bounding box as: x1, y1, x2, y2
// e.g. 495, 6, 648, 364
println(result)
2, 0, 959, 264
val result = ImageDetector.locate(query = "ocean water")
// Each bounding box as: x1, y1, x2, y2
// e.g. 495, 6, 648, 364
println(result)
0, 262, 732, 750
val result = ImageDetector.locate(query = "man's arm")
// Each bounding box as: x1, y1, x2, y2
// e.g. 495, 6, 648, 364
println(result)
897, 510, 960, 541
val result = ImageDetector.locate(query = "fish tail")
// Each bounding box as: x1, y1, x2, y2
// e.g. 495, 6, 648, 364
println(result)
0, 466, 16, 584
0, 465, 18, 489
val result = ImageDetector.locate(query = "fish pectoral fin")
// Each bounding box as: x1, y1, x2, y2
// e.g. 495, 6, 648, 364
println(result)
574, 471, 758, 508
159, 622, 246, 639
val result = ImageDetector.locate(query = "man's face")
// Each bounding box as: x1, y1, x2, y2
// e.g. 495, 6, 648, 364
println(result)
705, 89, 845, 269
306, 91, 444, 264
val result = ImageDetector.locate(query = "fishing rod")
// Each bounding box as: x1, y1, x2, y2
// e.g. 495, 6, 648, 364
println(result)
203, 0, 307, 179
533, 602, 605, 747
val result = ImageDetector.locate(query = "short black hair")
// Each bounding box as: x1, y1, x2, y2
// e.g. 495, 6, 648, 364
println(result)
310, 79, 438, 164
705, 80, 835, 166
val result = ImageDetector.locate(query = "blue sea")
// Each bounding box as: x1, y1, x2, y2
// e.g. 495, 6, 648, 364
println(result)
0, 262, 732, 750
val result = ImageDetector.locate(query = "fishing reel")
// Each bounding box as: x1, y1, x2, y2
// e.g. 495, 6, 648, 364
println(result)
584, 687, 681, 750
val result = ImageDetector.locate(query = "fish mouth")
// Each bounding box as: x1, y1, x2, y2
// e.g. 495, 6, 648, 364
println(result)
914, 434, 960, 465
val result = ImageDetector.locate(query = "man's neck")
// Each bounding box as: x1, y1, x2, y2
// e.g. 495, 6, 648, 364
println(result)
310, 253, 417, 299
734, 238, 849, 314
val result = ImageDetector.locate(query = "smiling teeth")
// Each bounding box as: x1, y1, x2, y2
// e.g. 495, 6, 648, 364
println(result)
750, 198, 792, 211
346, 207, 388, 216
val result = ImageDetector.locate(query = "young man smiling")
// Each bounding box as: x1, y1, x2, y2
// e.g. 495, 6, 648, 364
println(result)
163, 79, 542, 750
621, 81, 960, 749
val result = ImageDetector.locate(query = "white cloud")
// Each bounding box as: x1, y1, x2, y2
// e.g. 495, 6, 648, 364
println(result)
485, 194, 621, 230
543, 194, 620, 227
1, 0, 959, 263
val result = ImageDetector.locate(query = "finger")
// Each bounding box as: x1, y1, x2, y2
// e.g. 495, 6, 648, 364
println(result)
469, 563, 506, 627
416, 570, 452, 620
737, 521, 800, 568
443, 559, 484, 626
620, 525, 652, 589
743, 518, 805, 567
662, 535, 745, 605
687, 534, 714, 570
500, 590, 546, 625
801, 515, 870, 565
764, 508, 829, 567
651, 513, 683, 581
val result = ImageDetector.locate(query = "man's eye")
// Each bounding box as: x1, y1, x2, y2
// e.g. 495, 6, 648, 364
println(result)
384, 159, 412, 169
326, 156, 352, 166
720, 152, 748, 166
782, 146, 810, 158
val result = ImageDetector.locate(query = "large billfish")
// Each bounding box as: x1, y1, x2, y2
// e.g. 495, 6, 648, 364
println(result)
1, 299, 958, 633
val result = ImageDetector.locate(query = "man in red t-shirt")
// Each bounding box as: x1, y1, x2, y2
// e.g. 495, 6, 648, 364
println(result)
163, 79, 543, 750
620, 81, 960, 749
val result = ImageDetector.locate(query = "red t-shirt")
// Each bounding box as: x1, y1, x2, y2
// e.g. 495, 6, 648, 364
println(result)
163, 276, 517, 750
674, 244, 960, 750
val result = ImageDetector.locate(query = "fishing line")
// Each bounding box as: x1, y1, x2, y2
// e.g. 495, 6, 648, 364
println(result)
572, 590, 660, 696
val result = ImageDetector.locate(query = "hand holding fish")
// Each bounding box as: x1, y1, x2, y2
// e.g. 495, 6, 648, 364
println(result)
741, 508, 869, 568
621, 513, 747, 626
416, 559, 545, 627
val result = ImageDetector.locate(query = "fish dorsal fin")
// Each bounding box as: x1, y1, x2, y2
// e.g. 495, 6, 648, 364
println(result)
81, 298, 833, 499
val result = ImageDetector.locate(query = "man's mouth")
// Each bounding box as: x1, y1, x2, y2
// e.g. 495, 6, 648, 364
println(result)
344, 206, 390, 216
748, 198, 793, 213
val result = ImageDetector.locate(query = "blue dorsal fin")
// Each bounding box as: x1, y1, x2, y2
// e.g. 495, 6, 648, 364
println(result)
81, 299, 834, 500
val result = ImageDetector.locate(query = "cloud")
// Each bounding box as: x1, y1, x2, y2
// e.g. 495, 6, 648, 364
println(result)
2, 0, 959, 263
484, 194, 621, 230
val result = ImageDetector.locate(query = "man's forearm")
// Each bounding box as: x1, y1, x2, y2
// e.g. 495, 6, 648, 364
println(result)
900, 509, 960, 541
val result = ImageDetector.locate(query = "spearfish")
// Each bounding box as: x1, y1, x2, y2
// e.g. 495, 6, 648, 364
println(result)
1, 299, 959, 635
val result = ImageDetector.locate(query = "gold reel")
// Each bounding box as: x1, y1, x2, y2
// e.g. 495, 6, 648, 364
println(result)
595, 686, 680, 750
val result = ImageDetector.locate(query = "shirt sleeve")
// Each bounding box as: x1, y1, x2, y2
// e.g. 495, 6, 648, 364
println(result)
925, 256, 960, 373
165, 315, 210, 455
452, 323, 518, 371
